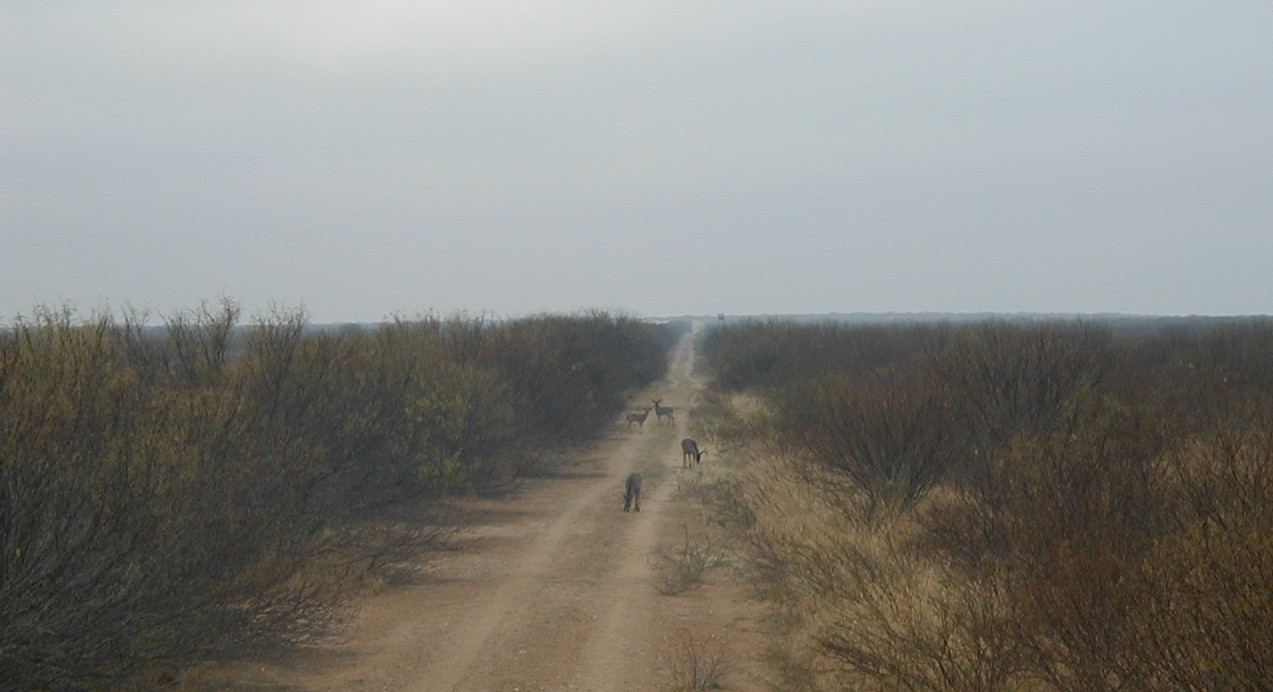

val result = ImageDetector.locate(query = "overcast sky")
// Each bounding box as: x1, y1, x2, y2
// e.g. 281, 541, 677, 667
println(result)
4, 2, 1271, 323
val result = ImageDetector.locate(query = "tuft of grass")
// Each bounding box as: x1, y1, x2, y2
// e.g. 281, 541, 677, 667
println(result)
657, 524, 731, 596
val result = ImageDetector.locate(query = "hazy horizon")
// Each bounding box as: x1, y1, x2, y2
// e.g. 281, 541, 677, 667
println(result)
5, 3, 1272, 323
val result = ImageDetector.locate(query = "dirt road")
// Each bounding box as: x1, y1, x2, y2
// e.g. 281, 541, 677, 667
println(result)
203, 327, 766, 691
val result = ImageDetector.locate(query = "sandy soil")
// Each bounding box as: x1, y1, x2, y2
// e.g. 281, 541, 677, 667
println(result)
196, 328, 769, 691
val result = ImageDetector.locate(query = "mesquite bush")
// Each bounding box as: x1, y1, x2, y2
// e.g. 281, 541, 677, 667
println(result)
700, 317, 1273, 690
0, 302, 679, 689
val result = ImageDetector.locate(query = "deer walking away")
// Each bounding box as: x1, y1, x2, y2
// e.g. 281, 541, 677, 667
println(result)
623, 472, 642, 512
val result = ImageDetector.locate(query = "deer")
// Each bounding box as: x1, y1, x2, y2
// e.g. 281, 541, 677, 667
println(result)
652, 399, 675, 426
626, 408, 652, 432
681, 438, 707, 468
624, 472, 642, 512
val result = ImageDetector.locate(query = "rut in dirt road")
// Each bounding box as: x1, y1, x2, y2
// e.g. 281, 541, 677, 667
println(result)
574, 333, 699, 691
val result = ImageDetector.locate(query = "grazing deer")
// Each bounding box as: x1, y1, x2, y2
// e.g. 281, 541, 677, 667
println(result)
624, 472, 642, 512
681, 438, 707, 468
652, 399, 675, 426
626, 408, 652, 432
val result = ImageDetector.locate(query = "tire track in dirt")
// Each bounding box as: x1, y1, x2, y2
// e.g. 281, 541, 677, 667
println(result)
422, 465, 625, 690
422, 329, 696, 691
573, 333, 697, 690
424, 421, 662, 691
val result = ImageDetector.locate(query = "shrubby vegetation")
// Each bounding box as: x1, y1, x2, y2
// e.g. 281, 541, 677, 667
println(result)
0, 300, 682, 689
699, 318, 1273, 690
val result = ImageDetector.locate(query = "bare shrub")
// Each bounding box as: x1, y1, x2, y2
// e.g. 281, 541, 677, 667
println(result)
0, 307, 344, 689
701, 317, 1273, 691
0, 302, 681, 688
770, 366, 958, 512
1115, 405, 1273, 689
928, 321, 1112, 489
665, 629, 729, 690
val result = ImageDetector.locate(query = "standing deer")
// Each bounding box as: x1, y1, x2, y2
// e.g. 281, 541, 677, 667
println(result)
681, 438, 707, 468
624, 472, 642, 512
652, 399, 675, 426
626, 408, 652, 432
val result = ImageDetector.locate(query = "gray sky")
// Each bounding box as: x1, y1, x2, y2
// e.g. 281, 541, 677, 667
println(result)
4, 2, 1272, 323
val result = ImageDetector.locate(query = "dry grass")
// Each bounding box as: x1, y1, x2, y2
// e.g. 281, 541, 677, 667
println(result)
698, 319, 1273, 691
728, 446, 1041, 690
